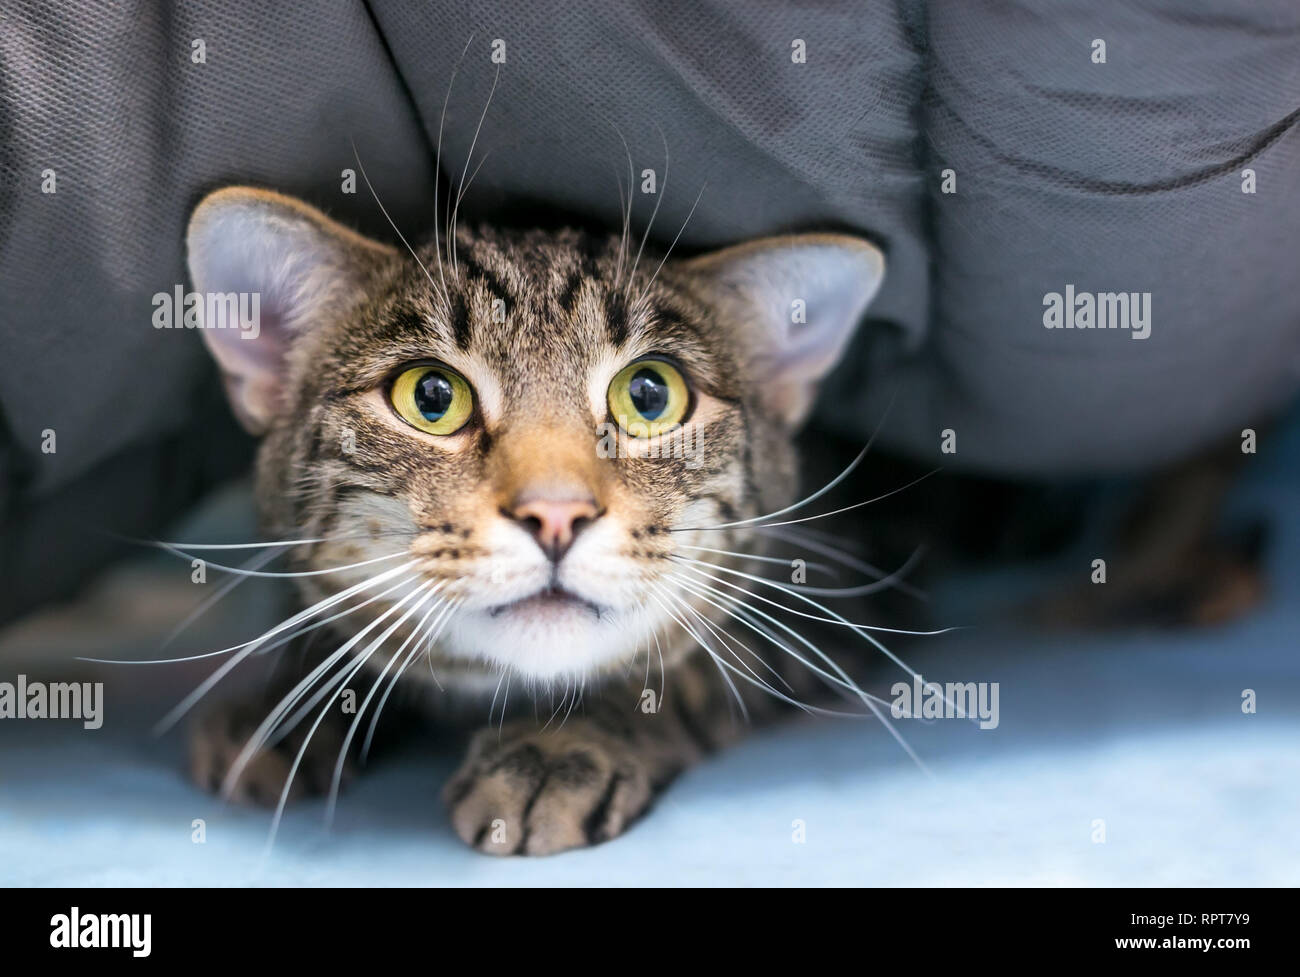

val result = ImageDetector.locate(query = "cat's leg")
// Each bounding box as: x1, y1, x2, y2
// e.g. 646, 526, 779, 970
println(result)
443, 650, 794, 856
188, 643, 361, 807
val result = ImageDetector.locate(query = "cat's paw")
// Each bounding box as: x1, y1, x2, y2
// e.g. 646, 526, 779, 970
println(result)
443, 721, 664, 856
188, 702, 355, 807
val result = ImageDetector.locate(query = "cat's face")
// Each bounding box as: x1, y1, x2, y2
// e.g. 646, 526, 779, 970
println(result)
187, 188, 883, 687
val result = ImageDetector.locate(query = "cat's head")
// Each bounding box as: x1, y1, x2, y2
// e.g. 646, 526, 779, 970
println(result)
186, 187, 883, 686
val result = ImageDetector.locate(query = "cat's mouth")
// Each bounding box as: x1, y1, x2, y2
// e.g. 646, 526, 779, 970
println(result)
488, 585, 605, 620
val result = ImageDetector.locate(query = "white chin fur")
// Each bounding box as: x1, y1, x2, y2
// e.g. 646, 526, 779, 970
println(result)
437, 604, 640, 682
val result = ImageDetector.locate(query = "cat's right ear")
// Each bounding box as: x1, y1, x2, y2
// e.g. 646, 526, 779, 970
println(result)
185, 187, 396, 434
682, 233, 885, 428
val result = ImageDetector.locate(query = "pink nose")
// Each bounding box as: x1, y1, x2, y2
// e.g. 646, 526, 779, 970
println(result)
509, 495, 599, 561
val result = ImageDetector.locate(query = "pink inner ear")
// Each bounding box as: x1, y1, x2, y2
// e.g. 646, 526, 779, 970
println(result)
199, 307, 291, 433
760, 281, 880, 384
187, 194, 372, 433
771, 322, 854, 385
718, 240, 884, 427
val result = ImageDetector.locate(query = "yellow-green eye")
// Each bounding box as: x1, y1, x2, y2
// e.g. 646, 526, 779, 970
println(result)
390, 365, 474, 435
607, 359, 690, 437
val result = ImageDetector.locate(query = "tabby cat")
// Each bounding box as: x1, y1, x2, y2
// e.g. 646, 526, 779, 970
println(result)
184, 185, 885, 855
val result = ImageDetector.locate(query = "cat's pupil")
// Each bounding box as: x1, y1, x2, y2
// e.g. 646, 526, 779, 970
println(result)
414, 370, 454, 421
629, 368, 668, 420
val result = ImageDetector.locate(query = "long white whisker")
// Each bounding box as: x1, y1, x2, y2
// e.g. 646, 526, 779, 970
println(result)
863, 691, 934, 777
268, 585, 446, 753
651, 615, 667, 705
633, 179, 706, 310
224, 580, 433, 800
758, 524, 928, 601
672, 556, 958, 636
654, 582, 848, 719
325, 651, 400, 822
562, 676, 585, 729
784, 545, 927, 598
451, 146, 494, 217
88, 568, 415, 666
736, 468, 942, 532
626, 597, 660, 700
263, 652, 362, 749
663, 579, 795, 695
671, 573, 919, 739
160, 547, 282, 649
674, 557, 969, 727
450, 60, 501, 274
488, 666, 508, 731
540, 676, 571, 732
323, 582, 447, 825
141, 537, 333, 550
498, 671, 512, 733
151, 562, 418, 731
667, 572, 883, 708
664, 579, 934, 773
423, 630, 445, 690
674, 543, 839, 579
360, 597, 461, 761
433, 33, 477, 297
602, 117, 636, 290
352, 140, 446, 305
672, 388, 899, 533
262, 581, 437, 851
696, 530, 927, 603
154, 543, 409, 579
625, 122, 668, 299
646, 583, 747, 721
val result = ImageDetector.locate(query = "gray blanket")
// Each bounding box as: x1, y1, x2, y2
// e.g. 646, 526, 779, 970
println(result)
1, 0, 1297, 617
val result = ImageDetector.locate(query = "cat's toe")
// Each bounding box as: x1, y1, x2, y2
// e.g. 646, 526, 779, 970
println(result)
444, 725, 657, 856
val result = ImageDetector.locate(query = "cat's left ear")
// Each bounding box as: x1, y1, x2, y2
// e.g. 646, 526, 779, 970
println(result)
683, 234, 885, 427
186, 187, 397, 434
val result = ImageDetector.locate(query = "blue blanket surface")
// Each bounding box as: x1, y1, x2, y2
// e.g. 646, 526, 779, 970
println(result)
2, 417, 1297, 887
